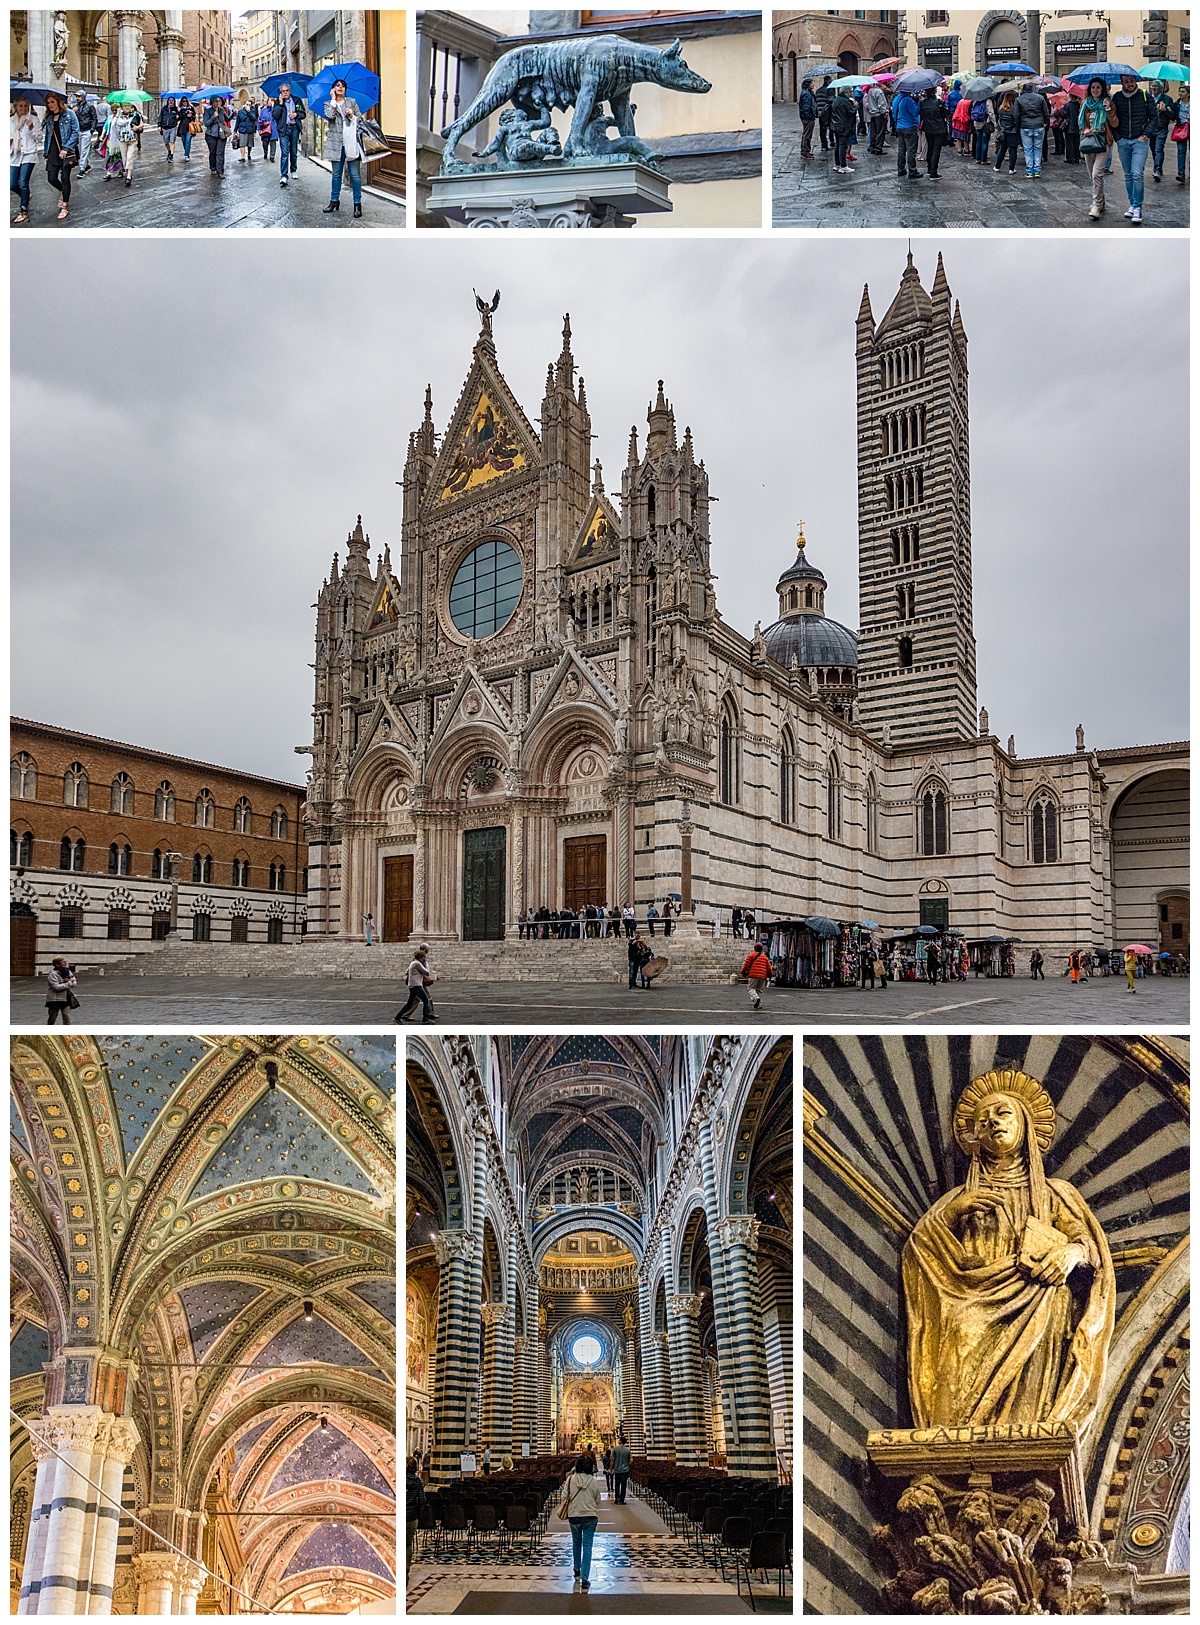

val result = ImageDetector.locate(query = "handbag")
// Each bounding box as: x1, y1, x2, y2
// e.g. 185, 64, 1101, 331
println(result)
358, 116, 389, 158
1080, 130, 1106, 153
556, 1477, 577, 1521
1170, 121, 1189, 142
66, 990, 80, 1010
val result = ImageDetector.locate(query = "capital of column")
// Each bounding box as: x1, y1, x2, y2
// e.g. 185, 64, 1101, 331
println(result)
513, 1334, 528, 1354
433, 1228, 477, 1267
715, 1214, 760, 1254
669, 1292, 703, 1321
158, 27, 185, 49
651, 1331, 670, 1350
45, 1403, 106, 1453
134, 1551, 187, 1585
481, 1301, 511, 1330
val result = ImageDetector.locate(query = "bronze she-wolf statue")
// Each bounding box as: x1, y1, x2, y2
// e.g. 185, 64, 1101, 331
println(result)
440, 34, 711, 170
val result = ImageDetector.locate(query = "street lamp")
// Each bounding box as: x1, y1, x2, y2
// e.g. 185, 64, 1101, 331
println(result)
166, 851, 182, 935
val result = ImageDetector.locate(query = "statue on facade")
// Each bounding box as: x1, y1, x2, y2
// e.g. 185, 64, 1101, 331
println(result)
902, 1070, 1114, 1434
137, 40, 147, 88
440, 34, 710, 173
52, 11, 69, 69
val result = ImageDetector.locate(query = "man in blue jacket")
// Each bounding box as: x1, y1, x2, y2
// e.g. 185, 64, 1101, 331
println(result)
892, 89, 922, 177
797, 77, 818, 160
273, 81, 307, 186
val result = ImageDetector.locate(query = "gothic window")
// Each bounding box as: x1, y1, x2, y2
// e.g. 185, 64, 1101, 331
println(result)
919, 781, 949, 856
192, 912, 212, 942
232, 857, 249, 888
866, 774, 879, 854
271, 805, 288, 839
195, 790, 216, 828
233, 797, 251, 834
109, 773, 134, 814
155, 781, 175, 822
58, 908, 82, 938
11, 829, 33, 867
718, 698, 740, 807
63, 763, 88, 808
779, 728, 796, 826
603, 583, 613, 626
826, 753, 842, 841
107, 842, 131, 876
107, 910, 130, 940
896, 582, 915, 621
270, 862, 286, 891
898, 635, 913, 668
267, 917, 284, 943
646, 485, 656, 528
63, 837, 86, 872
11, 752, 36, 799
1030, 794, 1060, 864
192, 852, 212, 884
60, 836, 72, 870
645, 566, 658, 672
152, 848, 164, 879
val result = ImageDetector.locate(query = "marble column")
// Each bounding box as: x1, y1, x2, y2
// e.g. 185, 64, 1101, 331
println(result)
113, 11, 143, 90
697, 1112, 739, 1460
650, 1332, 674, 1461
667, 1293, 707, 1466
430, 1229, 478, 1485
480, 1302, 513, 1458
25, 12, 60, 90
18, 1427, 60, 1614
35, 1406, 106, 1617
715, 1216, 776, 1479
512, 1335, 529, 1458
84, 1416, 139, 1615
623, 1319, 644, 1453
133, 1552, 183, 1615
177, 1565, 205, 1615
157, 27, 185, 93
537, 1307, 553, 1453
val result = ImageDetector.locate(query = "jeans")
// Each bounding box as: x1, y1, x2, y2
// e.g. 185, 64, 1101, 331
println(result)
569, 1516, 598, 1582
1177, 136, 1188, 179
279, 123, 300, 176
78, 129, 92, 170
206, 133, 226, 175
46, 148, 72, 203
1021, 125, 1045, 174
1153, 129, 1168, 173
926, 132, 946, 174
614, 1472, 629, 1505
896, 127, 919, 173
994, 131, 1019, 170
972, 127, 990, 162
396, 984, 432, 1021
180, 126, 192, 156
10, 161, 33, 211
1117, 136, 1148, 208
868, 113, 887, 152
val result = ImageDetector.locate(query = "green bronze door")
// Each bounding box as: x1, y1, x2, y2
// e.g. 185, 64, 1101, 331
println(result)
463, 827, 506, 941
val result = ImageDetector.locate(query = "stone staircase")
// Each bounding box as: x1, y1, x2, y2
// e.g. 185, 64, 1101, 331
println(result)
96, 934, 751, 984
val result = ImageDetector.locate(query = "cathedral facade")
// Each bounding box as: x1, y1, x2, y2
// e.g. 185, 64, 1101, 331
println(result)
303, 255, 1187, 957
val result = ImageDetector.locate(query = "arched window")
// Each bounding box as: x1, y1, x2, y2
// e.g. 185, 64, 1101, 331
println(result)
192, 912, 212, 942
718, 698, 740, 806
826, 753, 842, 841
155, 781, 175, 822
779, 728, 796, 826
233, 796, 251, 835
59, 837, 86, 872
271, 805, 288, 840
107, 842, 131, 876
603, 583, 613, 626
110, 773, 134, 815
11, 830, 33, 867
232, 857, 249, 888
919, 781, 949, 856
866, 773, 879, 854
269, 861, 286, 892
152, 848, 165, 880
1030, 793, 1059, 864
898, 635, 914, 668
11, 753, 36, 800
195, 790, 215, 828
192, 852, 212, 884
788, 586, 798, 610
63, 763, 88, 808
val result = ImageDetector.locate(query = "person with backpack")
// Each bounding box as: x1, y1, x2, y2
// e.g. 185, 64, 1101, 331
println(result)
994, 90, 1020, 172
176, 94, 194, 159
1015, 82, 1052, 178
1148, 80, 1176, 183
864, 77, 889, 154
741, 941, 773, 1009
970, 95, 994, 164
814, 75, 834, 151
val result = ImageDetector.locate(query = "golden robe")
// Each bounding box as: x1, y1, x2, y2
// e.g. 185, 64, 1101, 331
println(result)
903, 1161, 1114, 1433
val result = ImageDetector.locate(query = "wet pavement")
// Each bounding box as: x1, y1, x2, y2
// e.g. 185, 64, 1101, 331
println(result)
11, 130, 405, 229
11, 971, 1187, 1028
772, 107, 1190, 227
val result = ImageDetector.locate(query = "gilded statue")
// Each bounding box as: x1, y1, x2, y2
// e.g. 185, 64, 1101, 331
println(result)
903, 1071, 1114, 1434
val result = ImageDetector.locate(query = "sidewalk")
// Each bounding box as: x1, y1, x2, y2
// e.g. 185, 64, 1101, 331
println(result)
13, 132, 406, 229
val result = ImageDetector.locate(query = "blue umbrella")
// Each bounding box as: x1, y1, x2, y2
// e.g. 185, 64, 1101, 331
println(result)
856, 920, 882, 931
10, 83, 63, 107
306, 61, 381, 116
987, 61, 1036, 76
260, 71, 312, 99
892, 67, 945, 95
804, 915, 841, 938
187, 86, 235, 101
1064, 62, 1140, 85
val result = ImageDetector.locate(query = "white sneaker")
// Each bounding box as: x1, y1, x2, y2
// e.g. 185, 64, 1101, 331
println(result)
1124, 205, 1134, 217
1130, 207, 1142, 223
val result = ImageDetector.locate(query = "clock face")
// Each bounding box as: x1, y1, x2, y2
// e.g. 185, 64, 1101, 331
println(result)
448, 539, 523, 639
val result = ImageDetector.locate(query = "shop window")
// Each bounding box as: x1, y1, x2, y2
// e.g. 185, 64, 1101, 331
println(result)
267, 917, 284, 944
192, 912, 212, 942
107, 910, 130, 940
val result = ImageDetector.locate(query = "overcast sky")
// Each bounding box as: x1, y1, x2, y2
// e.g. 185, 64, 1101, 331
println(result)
11, 236, 1188, 784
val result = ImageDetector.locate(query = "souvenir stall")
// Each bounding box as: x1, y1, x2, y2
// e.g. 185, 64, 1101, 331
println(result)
967, 935, 1017, 977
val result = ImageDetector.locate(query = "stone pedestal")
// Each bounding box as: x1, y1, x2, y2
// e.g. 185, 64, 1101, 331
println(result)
429, 160, 672, 228
866, 1424, 1109, 1615
671, 910, 701, 940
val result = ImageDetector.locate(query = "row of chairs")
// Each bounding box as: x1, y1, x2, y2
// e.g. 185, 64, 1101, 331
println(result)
416, 1481, 556, 1560
634, 1472, 792, 1611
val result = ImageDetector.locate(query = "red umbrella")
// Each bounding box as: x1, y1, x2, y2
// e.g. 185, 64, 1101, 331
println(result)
870, 56, 902, 72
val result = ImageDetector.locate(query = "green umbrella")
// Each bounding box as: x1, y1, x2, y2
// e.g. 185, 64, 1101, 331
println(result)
105, 88, 153, 104
1140, 60, 1189, 83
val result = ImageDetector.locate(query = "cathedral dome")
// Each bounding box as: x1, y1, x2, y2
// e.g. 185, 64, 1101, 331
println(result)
763, 524, 858, 673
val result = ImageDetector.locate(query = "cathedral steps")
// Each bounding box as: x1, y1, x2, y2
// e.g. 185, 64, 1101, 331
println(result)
93, 934, 752, 983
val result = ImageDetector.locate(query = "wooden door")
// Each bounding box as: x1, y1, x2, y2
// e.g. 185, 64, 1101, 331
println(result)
462, 828, 506, 941
383, 855, 414, 942
11, 913, 37, 976
563, 835, 607, 914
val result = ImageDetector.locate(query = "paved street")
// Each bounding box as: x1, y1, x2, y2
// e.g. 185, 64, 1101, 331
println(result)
11, 972, 1187, 1027
12, 132, 405, 229
772, 106, 1190, 227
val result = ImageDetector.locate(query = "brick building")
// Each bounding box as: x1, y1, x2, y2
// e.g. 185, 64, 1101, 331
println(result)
182, 8, 234, 90
10, 719, 306, 974
772, 10, 898, 101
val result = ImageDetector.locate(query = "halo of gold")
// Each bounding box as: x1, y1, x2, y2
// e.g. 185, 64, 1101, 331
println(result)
953, 1069, 1057, 1154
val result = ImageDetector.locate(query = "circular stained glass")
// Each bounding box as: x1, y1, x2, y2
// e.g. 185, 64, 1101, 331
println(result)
448, 539, 523, 639
572, 1334, 602, 1365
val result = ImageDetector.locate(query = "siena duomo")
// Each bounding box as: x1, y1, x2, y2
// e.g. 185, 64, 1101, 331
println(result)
302, 253, 1187, 956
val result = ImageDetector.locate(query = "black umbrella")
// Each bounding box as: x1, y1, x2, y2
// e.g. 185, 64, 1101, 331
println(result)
10, 83, 62, 107
804, 915, 841, 938
893, 68, 946, 95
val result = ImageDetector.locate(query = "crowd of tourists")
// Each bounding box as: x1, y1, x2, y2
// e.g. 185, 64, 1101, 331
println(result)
516, 901, 682, 939
11, 76, 377, 224
796, 66, 1187, 224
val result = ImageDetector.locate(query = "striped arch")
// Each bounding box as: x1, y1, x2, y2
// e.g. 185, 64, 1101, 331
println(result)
348, 743, 418, 817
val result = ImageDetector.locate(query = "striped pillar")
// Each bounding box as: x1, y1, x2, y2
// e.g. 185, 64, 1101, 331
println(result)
697, 1115, 740, 1457
463, 1125, 489, 1454
760, 1256, 793, 1453
512, 1335, 529, 1458
537, 1307, 553, 1453
480, 1302, 513, 1458
36, 1405, 106, 1616
430, 1228, 479, 1485
650, 1333, 675, 1461
85, 1416, 139, 1616
715, 1216, 776, 1479
19, 1425, 60, 1614
667, 1294, 707, 1466
624, 1322, 644, 1453
525, 1321, 540, 1459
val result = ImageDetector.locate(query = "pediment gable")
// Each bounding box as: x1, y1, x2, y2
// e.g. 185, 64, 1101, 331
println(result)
428, 348, 541, 511
526, 648, 617, 734
427, 667, 514, 753
567, 495, 621, 569
351, 699, 417, 769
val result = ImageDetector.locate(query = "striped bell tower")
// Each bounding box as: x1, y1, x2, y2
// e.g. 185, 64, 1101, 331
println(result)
855, 251, 977, 744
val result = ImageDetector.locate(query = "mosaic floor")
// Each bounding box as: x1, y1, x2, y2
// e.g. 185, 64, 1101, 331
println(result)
407, 1495, 792, 1614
